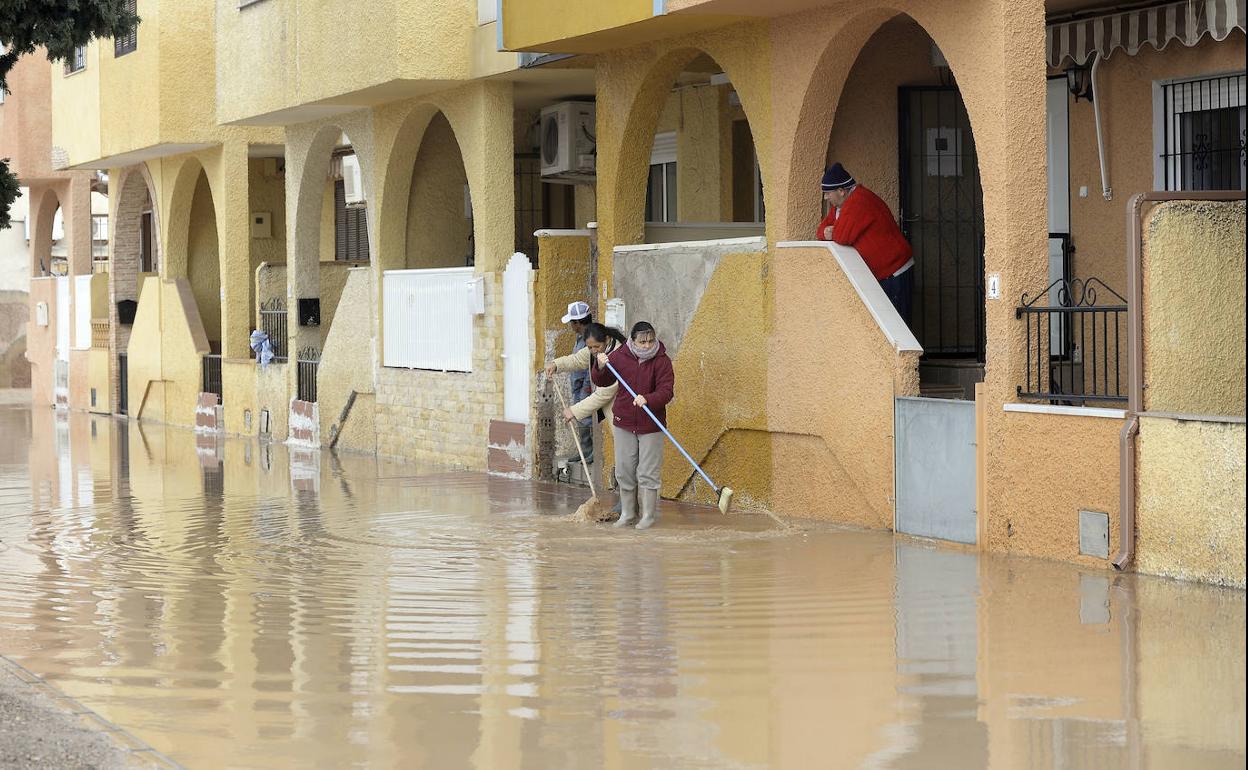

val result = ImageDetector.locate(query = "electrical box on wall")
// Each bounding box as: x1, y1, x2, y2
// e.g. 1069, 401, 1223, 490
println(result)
35, 302, 49, 327
298, 298, 321, 327
250, 212, 272, 239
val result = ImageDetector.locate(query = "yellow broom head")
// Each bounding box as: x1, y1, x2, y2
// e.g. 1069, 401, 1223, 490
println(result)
573, 495, 616, 523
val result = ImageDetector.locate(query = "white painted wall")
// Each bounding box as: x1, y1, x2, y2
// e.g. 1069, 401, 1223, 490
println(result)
0, 187, 32, 293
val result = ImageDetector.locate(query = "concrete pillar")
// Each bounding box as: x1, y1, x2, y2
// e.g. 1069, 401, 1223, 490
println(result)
462, 80, 515, 274
65, 173, 94, 351
217, 141, 253, 360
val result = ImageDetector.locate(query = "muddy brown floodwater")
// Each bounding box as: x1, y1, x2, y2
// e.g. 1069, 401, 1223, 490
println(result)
0, 403, 1244, 769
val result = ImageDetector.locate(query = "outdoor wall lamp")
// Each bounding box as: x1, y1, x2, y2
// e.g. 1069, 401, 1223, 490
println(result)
1066, 64, 1094, 102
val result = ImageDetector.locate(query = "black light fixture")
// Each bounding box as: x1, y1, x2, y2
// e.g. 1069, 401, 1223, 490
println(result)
1066, 63, 1093, 102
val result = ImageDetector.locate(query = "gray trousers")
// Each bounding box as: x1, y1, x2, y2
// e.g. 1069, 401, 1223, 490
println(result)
613, 427, 664, 492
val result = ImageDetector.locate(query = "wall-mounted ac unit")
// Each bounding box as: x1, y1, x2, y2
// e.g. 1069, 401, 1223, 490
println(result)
341, 154, 365, 205
540, 101, 596, 182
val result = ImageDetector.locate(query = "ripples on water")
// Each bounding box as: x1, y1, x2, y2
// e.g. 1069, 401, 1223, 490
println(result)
0, 405, 1243, 769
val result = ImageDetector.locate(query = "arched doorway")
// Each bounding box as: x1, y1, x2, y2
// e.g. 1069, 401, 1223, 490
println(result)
405, 112, 473, 269
111, 168, 159, 412
186, 170, 222, 352
827, 15, 986, 398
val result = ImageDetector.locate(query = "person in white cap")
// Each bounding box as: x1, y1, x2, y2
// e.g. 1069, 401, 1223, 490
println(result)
545, 301, 596, 464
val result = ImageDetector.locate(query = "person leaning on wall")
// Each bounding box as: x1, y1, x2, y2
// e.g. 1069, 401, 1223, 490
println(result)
816, 162, 915, 324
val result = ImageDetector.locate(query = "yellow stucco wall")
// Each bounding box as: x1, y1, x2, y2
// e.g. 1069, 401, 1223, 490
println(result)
653, 84, 735, 223
247, 159, 287, 324
49, 41, 103, 168
989, 411, 1122, 566
317, 268, 377, 454
1136, 417, 1246, 588
1066, 35, 1247, 294
406, 114, 474, 269
1143, 200, 1246, 417
87, 347, 112, 414
534, 233, 593, 362
502, 0, 652, 52
215, 0, 477, 125
221, 359, 258, 437
764, 245, 919, 527
127, 276, 210, 429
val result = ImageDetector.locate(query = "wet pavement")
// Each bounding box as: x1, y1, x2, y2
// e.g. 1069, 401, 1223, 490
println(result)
0, 401, 1244, 769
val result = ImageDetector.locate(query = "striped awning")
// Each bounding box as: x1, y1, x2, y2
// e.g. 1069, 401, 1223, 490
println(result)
1047, 0, 1246, 66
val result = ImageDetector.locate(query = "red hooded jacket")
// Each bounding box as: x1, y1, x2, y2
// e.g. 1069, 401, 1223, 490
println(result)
591, 342, 675, 435
816, 185, 913, 280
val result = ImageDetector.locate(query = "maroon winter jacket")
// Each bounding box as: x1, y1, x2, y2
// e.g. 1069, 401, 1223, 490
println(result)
591, 342, 675, 435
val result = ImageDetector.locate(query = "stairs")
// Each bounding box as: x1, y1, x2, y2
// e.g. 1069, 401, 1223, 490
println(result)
919, 383, 970, 400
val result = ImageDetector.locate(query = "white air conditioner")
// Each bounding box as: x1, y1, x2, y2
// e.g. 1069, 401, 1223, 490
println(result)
540, 101, 596, 181
341, 154, 365, 205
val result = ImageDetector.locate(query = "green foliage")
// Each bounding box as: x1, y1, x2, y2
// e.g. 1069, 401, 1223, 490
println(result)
0, 1, 139, 228
0, 159, 19, 230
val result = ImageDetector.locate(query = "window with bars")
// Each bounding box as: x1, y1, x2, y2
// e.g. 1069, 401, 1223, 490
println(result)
115, 0, 138, 57
1157, 72, 1246, 192
645, 131, 678, 223
64, 45, 87, 75
334, 179, 370, 262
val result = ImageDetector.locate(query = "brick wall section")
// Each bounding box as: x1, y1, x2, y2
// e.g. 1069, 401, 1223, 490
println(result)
374, 274, 504, 470
109, 173, 149, 410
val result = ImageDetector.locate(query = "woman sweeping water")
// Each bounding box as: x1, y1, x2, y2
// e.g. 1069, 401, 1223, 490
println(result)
592, 321, 675, 530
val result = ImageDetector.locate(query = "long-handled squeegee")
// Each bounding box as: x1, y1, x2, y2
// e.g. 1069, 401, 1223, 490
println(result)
604, 360, 734, 514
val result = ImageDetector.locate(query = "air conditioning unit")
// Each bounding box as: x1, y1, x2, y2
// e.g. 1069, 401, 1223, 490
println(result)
341, 154, 365, 205
540, 101, 596, 182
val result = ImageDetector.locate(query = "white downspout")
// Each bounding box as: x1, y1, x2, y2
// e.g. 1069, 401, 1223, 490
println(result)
1091, 54, 1112, 201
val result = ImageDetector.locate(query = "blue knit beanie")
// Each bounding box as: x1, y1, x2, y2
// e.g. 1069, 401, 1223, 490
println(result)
821, 163, 855, 191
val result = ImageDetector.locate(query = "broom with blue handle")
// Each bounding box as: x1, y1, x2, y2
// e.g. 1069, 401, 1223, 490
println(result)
603, 359, 735, 514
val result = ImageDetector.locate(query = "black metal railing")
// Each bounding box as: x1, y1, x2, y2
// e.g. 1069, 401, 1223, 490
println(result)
258, 298, 289, 361
117, 352, 128, 415
1017, 278, 1127, 405
202, 354, 224, 403
1159, 73, 1246, 192
296, 347, 320, 403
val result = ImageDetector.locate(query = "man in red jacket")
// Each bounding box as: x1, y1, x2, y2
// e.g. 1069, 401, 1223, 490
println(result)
816, 163, 914, 323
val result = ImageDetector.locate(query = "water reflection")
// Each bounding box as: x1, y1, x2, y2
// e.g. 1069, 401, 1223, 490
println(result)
0, 404, 1243, 769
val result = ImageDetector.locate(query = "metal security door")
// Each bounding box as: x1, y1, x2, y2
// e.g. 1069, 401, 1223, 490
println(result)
895, 397, 976, 544
898, 87, 986, 360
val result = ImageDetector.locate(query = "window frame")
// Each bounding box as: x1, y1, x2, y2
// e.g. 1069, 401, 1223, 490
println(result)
114, 0, 138, 58
1152, 70, 1247, 192
63, 45, 87, 76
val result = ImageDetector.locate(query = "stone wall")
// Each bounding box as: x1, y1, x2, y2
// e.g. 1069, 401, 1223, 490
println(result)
374, 274, 503, 469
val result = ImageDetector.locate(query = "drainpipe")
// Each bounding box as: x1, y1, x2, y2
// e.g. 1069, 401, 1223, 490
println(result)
1114, 190, 1246, 570
1091, 55, 1112, 201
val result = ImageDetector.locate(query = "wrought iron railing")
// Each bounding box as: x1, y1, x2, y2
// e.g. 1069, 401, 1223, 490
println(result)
202, 354, 224, 403
1016, 278, 1127, 405
258, 298, 288, 361
117, 353, 128, 415
296, 347, 320, 403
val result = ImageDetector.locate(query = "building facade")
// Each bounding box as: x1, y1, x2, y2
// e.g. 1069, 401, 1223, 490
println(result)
17, 0, 1245, 587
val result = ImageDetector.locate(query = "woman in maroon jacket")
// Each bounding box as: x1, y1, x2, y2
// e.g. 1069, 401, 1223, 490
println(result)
592, 321, 675, 530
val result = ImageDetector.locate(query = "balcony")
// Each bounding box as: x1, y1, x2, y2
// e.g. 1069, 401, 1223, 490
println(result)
50, 0, 279, 169
216, 0, 519, 126
499, 0, 745, 53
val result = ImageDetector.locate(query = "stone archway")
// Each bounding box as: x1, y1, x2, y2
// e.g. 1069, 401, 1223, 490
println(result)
403, 112, 474, 270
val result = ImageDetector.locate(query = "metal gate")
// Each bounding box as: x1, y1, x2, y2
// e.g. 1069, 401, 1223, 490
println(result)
898, 87, 986, 361
894, 397, 977, 544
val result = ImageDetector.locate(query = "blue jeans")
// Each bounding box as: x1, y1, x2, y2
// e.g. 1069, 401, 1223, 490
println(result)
880, 268, 914, 326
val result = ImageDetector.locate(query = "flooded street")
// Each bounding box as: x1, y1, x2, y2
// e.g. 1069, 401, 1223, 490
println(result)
0, 402, 1243, 769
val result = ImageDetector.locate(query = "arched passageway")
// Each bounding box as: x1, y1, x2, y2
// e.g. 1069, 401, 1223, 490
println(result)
824, 14, 986, 396
405, 112, 474, 269
619, 50, 767, 245
186, 171, 222, 350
